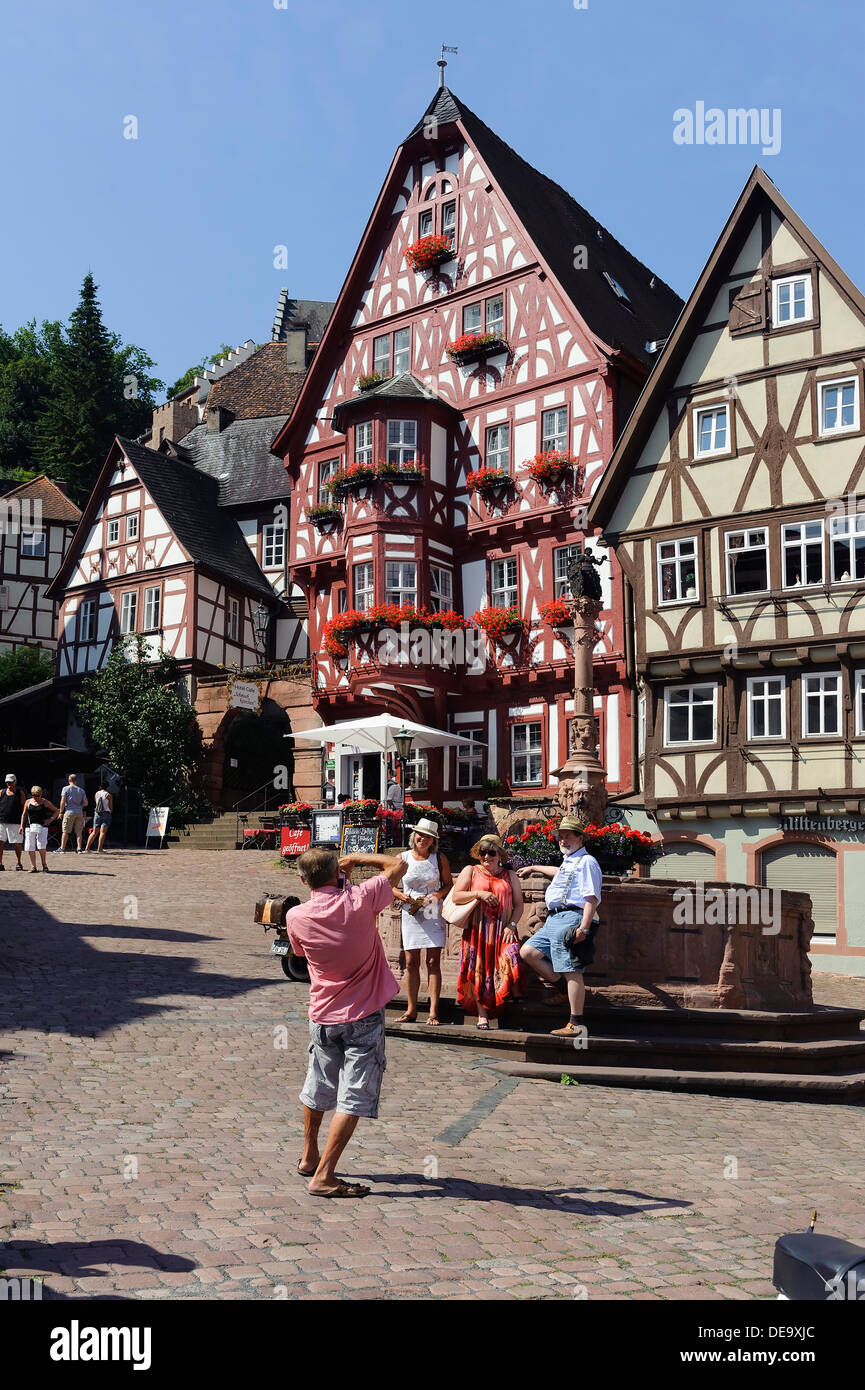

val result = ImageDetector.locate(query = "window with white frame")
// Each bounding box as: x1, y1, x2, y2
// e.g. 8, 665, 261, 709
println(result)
819, 377, 859, 436
657, 536, 698, 603
393, 328, 411, 375
485, 423, 510, 472
228, 597, 240, 643
554, 545, 582, 599
386, 420, 417, 466
456, 729, 484, 788
430, 565, 452, 612
355, 421, 373, 465
79, 599, 96, 644
491, 557, 518, 609
441, 200, 456, 250
856, 670, 865, 736
463, 302, 482, 336
143, 585, 161, 632
126, 513, 139, 541
747, 675, 786, 739
318, 458, 339, 503
485, 294, 504, 337
802, 671, 842, 737
782, 520, 824, 587
385, 561, 417, 606
353, 562, 374, 611
829, 514, 865, 582
694, 404, 730, 457
638, 695, 647, 758
664, 684, 717, 745
107, 519, 120, 545
726, 528, 769, 595
406, 748, 428, 790
120, 591, 137, 635
21, 530, 46, 558
541, 407, 567, 452
418, 207, 433, 238
511, 722, 543, 785
772, 274, 812, 325
372, 334, 390, 377
262, 523, 285, 569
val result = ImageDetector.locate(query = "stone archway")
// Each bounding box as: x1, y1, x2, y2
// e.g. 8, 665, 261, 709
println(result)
221, 699, 295, 807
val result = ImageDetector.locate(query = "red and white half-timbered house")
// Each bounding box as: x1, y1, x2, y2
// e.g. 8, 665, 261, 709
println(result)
0, 475, 80, 654
273, 87, 683, 805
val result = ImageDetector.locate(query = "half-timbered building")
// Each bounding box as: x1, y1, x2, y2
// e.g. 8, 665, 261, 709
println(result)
272, 86, 683, 806
0, 474, 81, 654
590, 167, 865, 973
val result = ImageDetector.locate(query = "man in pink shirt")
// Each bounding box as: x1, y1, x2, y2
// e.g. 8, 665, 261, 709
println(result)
286, 846, 407, 1198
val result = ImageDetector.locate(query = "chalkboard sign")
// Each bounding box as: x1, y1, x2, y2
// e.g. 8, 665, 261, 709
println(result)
341, 824, 379, 855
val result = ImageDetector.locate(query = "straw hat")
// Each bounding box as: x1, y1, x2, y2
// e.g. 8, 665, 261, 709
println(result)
411, 817, 441, 840
470, 834, 508, 862
557, 815, 587, 834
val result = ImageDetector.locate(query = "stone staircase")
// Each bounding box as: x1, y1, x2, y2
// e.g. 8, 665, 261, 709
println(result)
384, 997, 865, 1102
176, 813, 241, 852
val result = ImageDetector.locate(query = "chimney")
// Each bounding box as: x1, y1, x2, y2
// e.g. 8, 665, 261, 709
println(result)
206, 405, 233, 434
54, 479, 69, 496
284, 324, 308, 371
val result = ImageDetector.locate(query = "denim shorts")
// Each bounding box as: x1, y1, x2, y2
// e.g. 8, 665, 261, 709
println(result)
299, 1008, 387, 1119
528, 910, 584, 974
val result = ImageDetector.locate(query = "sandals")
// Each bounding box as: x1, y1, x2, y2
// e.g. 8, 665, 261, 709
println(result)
309, 1181, 370, 1199
425, 1017, 441, 1027
476, 1019, 490, 1030
394, 1013, 417, 1023
296, 1161, 317, 1177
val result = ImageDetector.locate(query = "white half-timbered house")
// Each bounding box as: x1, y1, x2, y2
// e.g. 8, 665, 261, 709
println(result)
0, 475, 81, 654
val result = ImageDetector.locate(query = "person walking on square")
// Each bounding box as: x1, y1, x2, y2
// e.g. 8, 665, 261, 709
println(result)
519, 816, 602, 1036
392, 817, 452, 1027
451, 834, 525, 1029
285, 846, 408, 1198
57, 773, 88, 854
85, 782, 113, 853
0, 773, 26, 872
20, 786, 61, 873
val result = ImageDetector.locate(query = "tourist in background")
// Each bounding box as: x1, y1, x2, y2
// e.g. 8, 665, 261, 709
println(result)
57, 773, 88, 854
20, 787, 61, 873
85, 782, 113, 853
392, 817, 452, 1027
451, 834, 525, 1029
0, 773, 26, 872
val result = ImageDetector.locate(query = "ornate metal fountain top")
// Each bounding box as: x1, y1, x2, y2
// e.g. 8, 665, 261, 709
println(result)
567, 544, 607, 602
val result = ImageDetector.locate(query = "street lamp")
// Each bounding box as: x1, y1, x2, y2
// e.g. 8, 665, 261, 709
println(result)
393, 727, 414, 801
253, 604, 270, 660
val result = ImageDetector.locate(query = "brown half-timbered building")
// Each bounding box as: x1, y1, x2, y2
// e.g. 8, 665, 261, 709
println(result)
590, 167, 865, 974
0, 475, 80, 654
273, 86, 683, 806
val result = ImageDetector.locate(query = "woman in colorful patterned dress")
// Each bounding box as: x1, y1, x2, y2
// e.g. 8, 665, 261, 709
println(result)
452, 835, 525, 1029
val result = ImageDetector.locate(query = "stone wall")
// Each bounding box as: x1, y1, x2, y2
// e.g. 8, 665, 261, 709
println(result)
193, 674, 321, 807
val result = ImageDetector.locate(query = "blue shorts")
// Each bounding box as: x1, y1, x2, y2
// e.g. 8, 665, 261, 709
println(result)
528, 910, 583, 974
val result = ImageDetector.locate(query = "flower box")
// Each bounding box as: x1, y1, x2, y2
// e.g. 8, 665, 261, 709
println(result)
322, 604, 468, 659
378, 462, 425, 486
307, 505, 342, 532
404, 234, 453, 274
326, 463, 379, 497
357, 372, 388, 391
539, 597, 573, 628
465, 467, 513, 496
446, 332, 509, 366
470, 605, 527, 645
526, 451, 579, 487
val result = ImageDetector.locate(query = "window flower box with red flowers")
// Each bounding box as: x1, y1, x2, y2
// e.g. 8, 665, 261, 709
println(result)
470, 605, 527, 646
404, 234, 453, 274
526, 450, 580, 488
465, 467, 513, 496
278, 801, 314, 825
357, 371, 388, 391
378, 459, 425, 486
325, 462, 379, 498
307, 504, 343, 532
322, 605, 468, 659
446, 332, 509, 366
539, 597, 573, 628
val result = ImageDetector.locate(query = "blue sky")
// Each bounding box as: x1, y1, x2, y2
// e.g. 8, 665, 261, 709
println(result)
2, 0, 862, 394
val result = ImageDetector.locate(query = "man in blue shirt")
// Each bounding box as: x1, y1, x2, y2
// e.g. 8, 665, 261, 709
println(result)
519, 815, 602, 1036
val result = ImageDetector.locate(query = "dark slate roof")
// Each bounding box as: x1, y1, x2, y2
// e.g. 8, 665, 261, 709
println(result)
204, 342, 308, 420
117, 438, 277, 602
408, 89, 684, 366
176, 415, 291, 508
331, 372, 458, 432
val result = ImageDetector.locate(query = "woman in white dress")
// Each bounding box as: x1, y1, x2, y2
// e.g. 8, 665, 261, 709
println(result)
392, 817, 453, 1026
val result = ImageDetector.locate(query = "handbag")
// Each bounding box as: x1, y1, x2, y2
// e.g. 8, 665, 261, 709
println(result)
441, 887, 476, 927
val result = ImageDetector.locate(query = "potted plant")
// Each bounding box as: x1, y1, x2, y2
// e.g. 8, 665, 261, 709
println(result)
378, 458, 425, 485
539, 597, 573, 628
503, 815, 659, 874
446, 331, 509, 366
526, 450, 579, 488
307, 503, 342, 532
465, 467, 513, 498
342, 797, 380, 824
470, 605, 527, 646
279, 801, 314, 825
404, 234, 453, 274
357, 371, 387, 391
326, 462, 379, 499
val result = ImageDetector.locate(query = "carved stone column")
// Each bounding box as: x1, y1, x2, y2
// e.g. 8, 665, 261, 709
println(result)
553, 594, 608, 826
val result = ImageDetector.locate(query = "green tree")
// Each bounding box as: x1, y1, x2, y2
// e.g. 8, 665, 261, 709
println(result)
0, 320, 63, 475
75, 637, 205, 827
166, 344, 236, 400
0, 645, 55, 701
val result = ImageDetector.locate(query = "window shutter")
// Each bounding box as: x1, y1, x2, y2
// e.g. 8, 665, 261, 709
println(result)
761, 844, 837, 936
728, 278, 766, 335
649, 843, 717, 881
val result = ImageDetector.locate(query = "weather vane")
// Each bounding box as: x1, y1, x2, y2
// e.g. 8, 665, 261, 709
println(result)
438, 45, 458, 88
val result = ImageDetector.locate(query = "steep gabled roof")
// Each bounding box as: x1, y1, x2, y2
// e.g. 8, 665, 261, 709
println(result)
1, 474, 81, 525
48, 438, 277, 603
589, 167, 865, 531
177, 414, 291, 508
205, 341, 308, 420
274, 87, 683, 462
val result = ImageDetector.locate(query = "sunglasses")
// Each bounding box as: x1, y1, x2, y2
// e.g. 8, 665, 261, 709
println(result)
479, 849, 499, 858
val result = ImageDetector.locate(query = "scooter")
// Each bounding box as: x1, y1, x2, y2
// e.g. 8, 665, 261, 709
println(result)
773, 1213, 865, 1299
253, 892, 309, 982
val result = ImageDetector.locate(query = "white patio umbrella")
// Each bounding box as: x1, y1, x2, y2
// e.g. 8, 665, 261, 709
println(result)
288, 712, 481, 753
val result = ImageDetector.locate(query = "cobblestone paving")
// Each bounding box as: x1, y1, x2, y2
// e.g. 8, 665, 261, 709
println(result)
1, 850, 862, 1301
